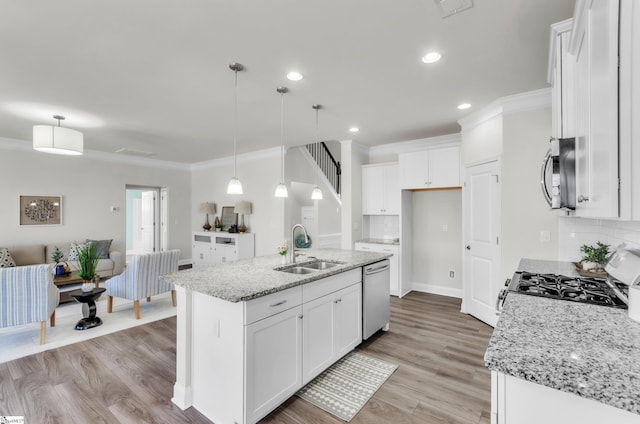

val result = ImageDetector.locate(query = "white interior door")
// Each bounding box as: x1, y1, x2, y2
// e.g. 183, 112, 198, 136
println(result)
141, 190, 156, 252
301, 206, 317, 245
463, 159, 501, 327
132, 198, 142, 252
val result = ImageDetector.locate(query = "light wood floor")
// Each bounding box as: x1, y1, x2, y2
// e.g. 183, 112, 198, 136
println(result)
0, 292, 493, 423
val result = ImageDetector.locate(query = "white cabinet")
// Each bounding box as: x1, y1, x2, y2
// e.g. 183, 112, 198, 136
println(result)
302, 282, 362, 385
184, 268, 363, 424
245, 305, 302, 423
548, 19, 575, 139
569, 0, 620, 218
192, 232, 255, 267
491, 371, 640, 424
362, 163, 400, 215
399, 146, 460, 190
355, 242, 401, 296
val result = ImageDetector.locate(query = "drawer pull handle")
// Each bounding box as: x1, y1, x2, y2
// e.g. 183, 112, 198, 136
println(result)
270, 300, 287, 307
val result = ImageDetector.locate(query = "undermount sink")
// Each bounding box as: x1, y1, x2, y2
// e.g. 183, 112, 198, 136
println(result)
279, 266, 317, 275
302, 261, 340, 270
276, 260, 344, 274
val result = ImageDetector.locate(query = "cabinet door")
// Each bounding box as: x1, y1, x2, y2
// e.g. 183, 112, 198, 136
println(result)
573, 0, 620, 218
429, 147, 461, 188
400, 150, 430, 189
192, 243, 213, 268
334, 283, 362, 359
383, 164, 400, 214
302, 294, 335, 385
362, 166, 385, 214
245, 306, 302, 424
214, 244, 236, 263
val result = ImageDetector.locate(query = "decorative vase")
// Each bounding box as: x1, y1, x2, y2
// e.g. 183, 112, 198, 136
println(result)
81, 281, 94, 292
215, 227, 221, 232
203, 213, 212, 231
281, 254, 287, 265
55, 264, 65, 276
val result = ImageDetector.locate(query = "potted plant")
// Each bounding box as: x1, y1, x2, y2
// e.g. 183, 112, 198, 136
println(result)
214, 216, 222, 232
76, 243, 100, 292
580, 241, 610, 272
51, 246, 66, 276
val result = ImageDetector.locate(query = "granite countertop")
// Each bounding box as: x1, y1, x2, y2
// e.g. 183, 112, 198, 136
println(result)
356, 238, 400, 245
160, 248, 390, 303
485, 258, 640, 415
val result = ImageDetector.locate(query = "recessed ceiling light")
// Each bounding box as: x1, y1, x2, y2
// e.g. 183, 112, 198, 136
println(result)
421, 52, 441, 64
349, 127, 360, 133
457, 103, 471, 110
286, 71, 303, 81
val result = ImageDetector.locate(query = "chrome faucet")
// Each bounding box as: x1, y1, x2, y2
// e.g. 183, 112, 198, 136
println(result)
290, 224, 310, 263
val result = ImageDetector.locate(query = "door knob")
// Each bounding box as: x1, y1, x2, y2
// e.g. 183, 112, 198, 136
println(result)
466, 245, 471, 250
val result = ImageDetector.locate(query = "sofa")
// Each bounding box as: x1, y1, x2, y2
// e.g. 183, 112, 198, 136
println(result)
2, 241, 124, 277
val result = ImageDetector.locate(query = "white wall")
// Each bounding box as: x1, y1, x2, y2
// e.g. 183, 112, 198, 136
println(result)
460, 114, 503, 165
340, 140, 367, 248
411, 190, 463, 292
501, 107, 559, 278
190, 148, 284, 257
0, 142, 192, 260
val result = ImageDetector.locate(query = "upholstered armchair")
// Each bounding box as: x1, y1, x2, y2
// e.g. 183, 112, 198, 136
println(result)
105, 250, 180, 319
0, 264, 60, 344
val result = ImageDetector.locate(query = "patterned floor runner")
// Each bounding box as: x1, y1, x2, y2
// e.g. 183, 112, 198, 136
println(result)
296, 351, 398, 422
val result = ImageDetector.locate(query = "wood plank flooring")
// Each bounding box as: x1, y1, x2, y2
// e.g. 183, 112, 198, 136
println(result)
0, 292, 493, 423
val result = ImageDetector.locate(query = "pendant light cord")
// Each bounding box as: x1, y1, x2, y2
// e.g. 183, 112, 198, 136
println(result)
280, 91, 285, 182
233, 69, 238, 177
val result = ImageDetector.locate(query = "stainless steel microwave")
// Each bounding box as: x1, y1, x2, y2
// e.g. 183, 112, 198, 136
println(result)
540, 137, 576, 210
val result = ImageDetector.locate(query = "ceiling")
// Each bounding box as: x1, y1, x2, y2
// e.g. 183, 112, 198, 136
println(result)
0, 0, 575, 164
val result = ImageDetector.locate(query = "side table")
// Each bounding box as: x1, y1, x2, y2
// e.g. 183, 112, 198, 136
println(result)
69, 288, 106, 330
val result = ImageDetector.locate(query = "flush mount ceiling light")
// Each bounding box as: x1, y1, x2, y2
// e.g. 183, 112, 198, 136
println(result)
275, 86, 289, 198
286, 71, 303, 81
435, 0, 473, 18
421, 52, 442, 63
457, 103, 472, 110
227, 62, 244, 195
311, 104, 323, 201
349, 127, 360, 133
33, 115, 83, 155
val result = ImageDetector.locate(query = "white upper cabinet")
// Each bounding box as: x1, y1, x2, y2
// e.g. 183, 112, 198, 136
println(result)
362, 163, 400, 215
399, 146, 460, 190
549, 19, 575, 139
569, 0, 620, 218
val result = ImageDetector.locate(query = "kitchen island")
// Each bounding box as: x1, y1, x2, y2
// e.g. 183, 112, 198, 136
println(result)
485, 259, 640, 423
161, 248, 390, 424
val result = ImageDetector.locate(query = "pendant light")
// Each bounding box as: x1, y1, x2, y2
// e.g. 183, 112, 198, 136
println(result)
275, 86, 289, 198
227, 62, 244, 195
33, 115, 83, 155
311, 104, 324, 200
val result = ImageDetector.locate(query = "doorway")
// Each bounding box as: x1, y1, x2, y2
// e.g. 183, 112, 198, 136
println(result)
126, 186, 167, 256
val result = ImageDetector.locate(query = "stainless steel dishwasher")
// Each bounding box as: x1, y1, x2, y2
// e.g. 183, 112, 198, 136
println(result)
363, 259, 391, 339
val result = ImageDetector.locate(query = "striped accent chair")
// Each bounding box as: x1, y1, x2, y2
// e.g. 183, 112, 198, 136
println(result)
105, 250, 180, 319
0, 264, 60, 344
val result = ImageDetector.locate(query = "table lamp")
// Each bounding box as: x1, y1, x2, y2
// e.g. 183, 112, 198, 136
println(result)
234, 201, 252, 233
200, 202, 216, 231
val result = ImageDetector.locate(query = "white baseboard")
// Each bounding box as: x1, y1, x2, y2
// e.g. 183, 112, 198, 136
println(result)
411, 282, 463, 299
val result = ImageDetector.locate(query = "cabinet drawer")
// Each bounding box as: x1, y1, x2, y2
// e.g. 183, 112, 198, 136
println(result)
302, 268, 361, 303
245, 286, 302, 325
355, 243, 398, 255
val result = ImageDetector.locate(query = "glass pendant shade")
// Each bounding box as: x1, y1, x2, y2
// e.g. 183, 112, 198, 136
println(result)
275, 182, 288, 198
311, 185, 323, 200
227, 177, 243, 195
33, 125, 83, 155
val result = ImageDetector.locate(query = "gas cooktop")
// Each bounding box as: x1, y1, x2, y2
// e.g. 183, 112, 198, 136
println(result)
508, 271, 629, 309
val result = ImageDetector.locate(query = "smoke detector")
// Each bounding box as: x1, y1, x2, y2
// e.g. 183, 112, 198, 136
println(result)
435, 0, 473, 18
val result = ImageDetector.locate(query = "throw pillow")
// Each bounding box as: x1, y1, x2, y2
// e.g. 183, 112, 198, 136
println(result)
86, 239, 112, 259
0, 248, 16, 268
68, 242, 84, 261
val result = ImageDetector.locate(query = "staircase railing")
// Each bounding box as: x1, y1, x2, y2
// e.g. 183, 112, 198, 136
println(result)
306, 142, 341, 196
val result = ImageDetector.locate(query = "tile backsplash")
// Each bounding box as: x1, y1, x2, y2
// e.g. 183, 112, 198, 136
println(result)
558, 217, 640, 261
362, 215, 400, 240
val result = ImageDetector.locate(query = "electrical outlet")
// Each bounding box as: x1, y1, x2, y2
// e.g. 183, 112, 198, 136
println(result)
449, 270, 455, 279
540, 230, 551, 243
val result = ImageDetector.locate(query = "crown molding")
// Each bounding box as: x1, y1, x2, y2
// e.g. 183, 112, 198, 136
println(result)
370, 133, 461, 156
0, 136, 191, 171
458, 88, 551, 131
190, 146, 281, 171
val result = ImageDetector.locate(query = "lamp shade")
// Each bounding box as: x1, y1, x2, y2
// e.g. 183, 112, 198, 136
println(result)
200, 202, 216, 214
227, 177, 243, 195
311, 186, 323, 200
275, 183, 288, 198
234, 200, 252, 215
33, 125, 83, 155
